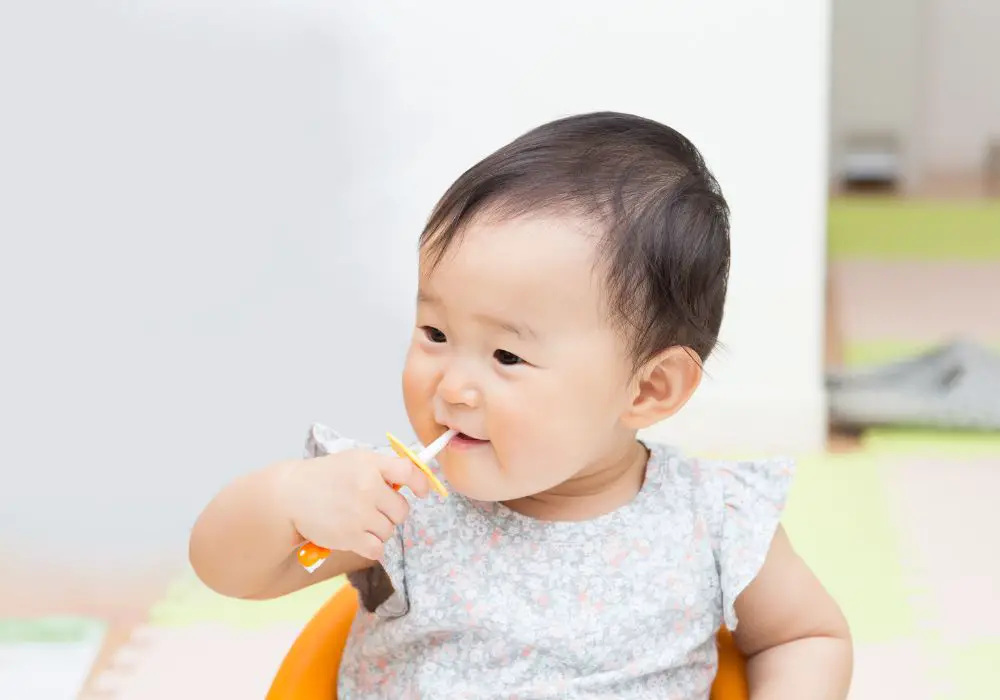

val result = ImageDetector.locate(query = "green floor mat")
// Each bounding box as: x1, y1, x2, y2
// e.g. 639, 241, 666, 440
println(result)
148, 573, 345, 628
0, 617, 107, 699
782, 453, 916, 644
863, 428, 1000, 457
0, 617, 106, 644
841, 341, 1000, 369
828, 198, 1000, 261
942, 642, 1000, 700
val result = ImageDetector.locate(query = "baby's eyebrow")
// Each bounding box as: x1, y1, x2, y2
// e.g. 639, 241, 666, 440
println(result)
417, 290, 537, 340
475, 313, 537, 341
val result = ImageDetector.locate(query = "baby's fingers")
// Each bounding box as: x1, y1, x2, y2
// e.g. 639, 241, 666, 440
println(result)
364, 512, 397, 544
377, 488, 412, 526
377, 457, 430, 498
402, 465, 431, 499
351, 532, 385, 562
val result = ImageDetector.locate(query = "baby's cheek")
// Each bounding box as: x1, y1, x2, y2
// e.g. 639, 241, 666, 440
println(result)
402, 355, 435, 422
401, 363, 418, 401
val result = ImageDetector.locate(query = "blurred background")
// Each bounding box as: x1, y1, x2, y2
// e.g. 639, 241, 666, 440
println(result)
0, 1, 996, 698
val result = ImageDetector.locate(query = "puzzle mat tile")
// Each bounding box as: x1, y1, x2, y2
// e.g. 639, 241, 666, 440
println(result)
842, 341, 1000, 371
849, 640, 938, 700
0, 617, 107, 700
880, 454, 1000, 698
863, 427, 1000, 458
783, 453, 918, 644
831, 261, 1000, 341
882, 456, 1000, 644
146, 572, 345, 628
83, 623, 303, 700
827, 198, 1000, 261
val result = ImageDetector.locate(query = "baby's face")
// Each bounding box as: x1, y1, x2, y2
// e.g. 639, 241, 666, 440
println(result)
402, 214, 639, 502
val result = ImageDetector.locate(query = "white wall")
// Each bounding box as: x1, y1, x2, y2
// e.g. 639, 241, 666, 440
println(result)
0, 1, 830, 575
827, 0, 925, 186
922, 0, 1000, 172
828, 0, 1000, 180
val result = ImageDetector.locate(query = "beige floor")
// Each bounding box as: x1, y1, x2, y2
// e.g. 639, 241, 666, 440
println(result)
832, 261, 1000, 342
0, 565, 173, 699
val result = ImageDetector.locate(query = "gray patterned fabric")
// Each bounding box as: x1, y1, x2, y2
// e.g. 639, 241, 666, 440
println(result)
827, 340, 1000, 431
305, 425, 793, 699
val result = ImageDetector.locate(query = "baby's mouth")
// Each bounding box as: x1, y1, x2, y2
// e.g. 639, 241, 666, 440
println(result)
451, 432, 490, 448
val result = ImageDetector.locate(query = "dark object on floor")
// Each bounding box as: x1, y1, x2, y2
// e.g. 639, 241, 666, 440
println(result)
837, 131, 901, 193
827, 340, 1000, 431
985, 138, 1000, 196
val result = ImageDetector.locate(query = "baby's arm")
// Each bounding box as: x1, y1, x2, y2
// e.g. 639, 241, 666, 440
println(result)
732, 525, 853, 699
189, 448, 428, 600
189, 459, 372, 600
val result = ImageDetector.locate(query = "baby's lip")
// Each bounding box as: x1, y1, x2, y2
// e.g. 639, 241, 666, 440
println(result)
451, 429, 488, 442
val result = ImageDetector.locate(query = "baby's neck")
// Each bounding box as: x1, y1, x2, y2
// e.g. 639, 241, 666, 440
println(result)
502, 439, 650, 522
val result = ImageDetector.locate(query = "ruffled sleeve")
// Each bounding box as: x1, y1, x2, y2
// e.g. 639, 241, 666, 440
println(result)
707, 456, 795, 631
304, 423, 411, 618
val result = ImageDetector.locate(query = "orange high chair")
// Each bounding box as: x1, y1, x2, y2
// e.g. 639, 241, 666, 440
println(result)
267, 584, 749, 699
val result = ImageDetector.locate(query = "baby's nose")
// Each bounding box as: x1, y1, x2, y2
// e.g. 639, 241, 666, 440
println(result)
436, 364, 481, 408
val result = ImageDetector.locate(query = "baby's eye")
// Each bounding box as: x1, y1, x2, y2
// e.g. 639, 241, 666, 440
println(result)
422, 326, 447, 343
493, 349, 523, 366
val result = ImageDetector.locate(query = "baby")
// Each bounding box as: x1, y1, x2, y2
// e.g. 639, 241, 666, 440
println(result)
190, 112, 852, 698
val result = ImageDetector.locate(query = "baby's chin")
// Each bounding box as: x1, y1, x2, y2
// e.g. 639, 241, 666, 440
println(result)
438, 455, 514, 502
440, 459, 558, 505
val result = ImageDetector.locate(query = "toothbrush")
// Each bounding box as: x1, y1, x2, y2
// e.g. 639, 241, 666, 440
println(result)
297, 429, 456, 573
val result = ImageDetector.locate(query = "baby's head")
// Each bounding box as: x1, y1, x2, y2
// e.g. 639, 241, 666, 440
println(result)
402, 112, 730, 502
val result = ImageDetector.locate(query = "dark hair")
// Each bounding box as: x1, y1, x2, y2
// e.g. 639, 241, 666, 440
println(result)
419, 111, 730, 368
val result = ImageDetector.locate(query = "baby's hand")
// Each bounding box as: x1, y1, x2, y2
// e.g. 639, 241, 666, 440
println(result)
282, 450, 430, 561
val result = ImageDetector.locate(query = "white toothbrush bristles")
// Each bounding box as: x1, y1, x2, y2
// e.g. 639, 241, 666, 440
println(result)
418, 429, 458, 461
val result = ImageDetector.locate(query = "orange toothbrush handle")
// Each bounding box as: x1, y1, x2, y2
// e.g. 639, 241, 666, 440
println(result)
299, 542, 330, 572
297, 482, 404, 572
297, 542, 331, 571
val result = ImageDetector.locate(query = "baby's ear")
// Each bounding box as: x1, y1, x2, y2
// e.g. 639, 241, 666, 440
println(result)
622, 346, 702, 430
